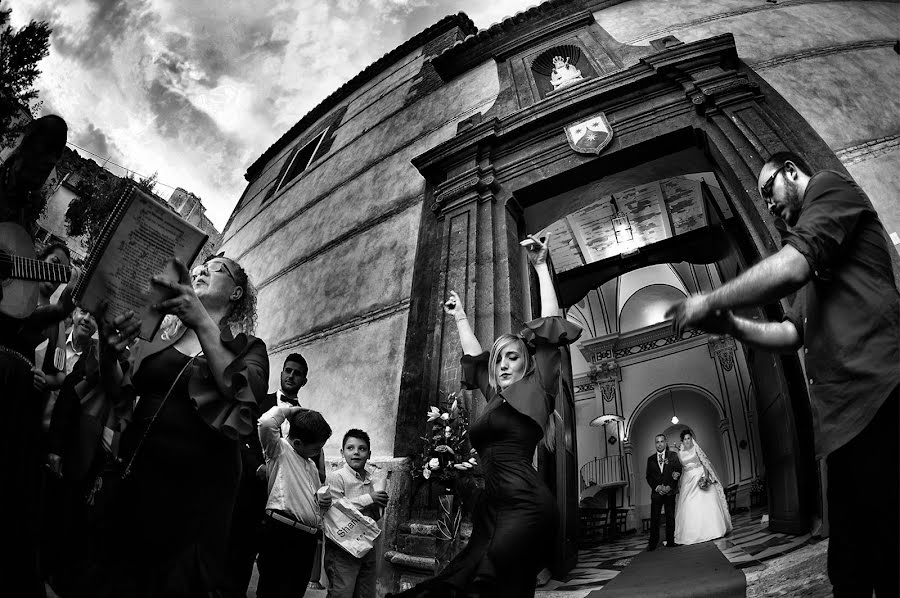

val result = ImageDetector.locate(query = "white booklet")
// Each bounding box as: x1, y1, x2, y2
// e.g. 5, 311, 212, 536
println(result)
73, 183, 208, 340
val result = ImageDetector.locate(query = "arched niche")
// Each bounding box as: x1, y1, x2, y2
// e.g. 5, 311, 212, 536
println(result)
628, 386, 730, 510
619, 283, 686, 332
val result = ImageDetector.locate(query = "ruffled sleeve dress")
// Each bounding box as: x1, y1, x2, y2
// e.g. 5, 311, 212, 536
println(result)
392, 316, 581, 598
94, 326, 269, 597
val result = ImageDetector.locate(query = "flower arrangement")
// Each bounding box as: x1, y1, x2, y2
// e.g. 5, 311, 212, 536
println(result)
413, 392, 478, 485
698, 475, 711, 490
750, 477, 765, 494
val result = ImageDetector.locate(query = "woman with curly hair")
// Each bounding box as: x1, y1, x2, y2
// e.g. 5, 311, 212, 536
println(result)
82, 254, 269, 597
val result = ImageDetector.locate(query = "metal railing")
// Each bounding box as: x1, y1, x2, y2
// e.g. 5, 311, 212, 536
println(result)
579, 455, 628, 491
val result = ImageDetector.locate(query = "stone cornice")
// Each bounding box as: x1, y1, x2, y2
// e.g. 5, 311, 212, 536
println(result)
412, 34, 743, 187
244, 13, 477, 182
431, 8, 595, 81
578, 321, 708, 366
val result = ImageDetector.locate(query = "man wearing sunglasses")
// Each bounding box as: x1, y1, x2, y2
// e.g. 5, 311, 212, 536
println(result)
667, 151, 898, 597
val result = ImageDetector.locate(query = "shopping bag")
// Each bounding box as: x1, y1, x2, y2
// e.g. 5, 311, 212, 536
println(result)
323, 497, 381, 558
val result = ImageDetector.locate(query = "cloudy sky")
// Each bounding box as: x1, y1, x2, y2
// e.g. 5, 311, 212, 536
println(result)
8, 0, 537, 230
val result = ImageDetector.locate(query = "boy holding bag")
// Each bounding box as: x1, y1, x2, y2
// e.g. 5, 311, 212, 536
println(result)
324, 429, 388, 598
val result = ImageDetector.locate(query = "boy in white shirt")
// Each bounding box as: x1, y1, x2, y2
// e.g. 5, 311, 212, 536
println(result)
257, 405, 333, 598
324, 429, 388, 598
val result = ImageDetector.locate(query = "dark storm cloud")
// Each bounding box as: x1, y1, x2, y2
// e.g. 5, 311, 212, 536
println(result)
146, 79, 240, 156
73, 122, 118, 161
51, 0, 155, 68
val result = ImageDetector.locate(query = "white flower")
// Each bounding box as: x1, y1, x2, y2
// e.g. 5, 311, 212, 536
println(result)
440, 412, 450, 421
468, 457, 477, 465
444, 426, 452, 437
423, 467, 432, 479
451, 399, 458, 413
428, 457, 440, 469
427, 406, 442, 422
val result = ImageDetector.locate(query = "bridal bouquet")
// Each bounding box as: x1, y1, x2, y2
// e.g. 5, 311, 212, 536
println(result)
698, 467, 712, 490
413, 392, 478, 485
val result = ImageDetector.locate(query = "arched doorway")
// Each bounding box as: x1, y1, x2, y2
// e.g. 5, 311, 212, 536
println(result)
403, 32, 820, 575
629, 387, 731, 513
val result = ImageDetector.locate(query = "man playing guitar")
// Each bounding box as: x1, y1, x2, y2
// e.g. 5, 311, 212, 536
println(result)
0, 113, 78, 595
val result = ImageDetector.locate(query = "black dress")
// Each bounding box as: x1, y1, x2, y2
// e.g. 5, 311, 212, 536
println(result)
392, 316, 581, 598
84, 327, 269, 598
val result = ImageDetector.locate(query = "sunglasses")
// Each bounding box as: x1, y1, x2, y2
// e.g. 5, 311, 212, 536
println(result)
191, 260, 236, 283
760, 164, 787, 201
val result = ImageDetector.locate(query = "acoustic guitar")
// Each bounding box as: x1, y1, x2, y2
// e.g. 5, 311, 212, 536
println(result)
0, 221, 71, 318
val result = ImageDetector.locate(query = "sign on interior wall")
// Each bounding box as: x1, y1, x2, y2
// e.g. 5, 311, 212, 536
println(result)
536, 177, 709, 275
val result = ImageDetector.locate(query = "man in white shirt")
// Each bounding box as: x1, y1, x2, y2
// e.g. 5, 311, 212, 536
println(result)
256, 405, 332, 598
45, 307, 97, 474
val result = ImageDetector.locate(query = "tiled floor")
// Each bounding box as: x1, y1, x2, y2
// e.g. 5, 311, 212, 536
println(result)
537, 507, 822, 595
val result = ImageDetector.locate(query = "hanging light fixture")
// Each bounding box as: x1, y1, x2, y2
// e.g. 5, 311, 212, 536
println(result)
669, 389, 679, 425
610, 196, 638, 255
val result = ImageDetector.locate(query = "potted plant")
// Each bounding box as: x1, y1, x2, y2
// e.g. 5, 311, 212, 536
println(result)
750, 476, 767, 507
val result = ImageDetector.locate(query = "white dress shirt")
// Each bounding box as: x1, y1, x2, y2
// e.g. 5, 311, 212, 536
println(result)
259, 405, 323, 529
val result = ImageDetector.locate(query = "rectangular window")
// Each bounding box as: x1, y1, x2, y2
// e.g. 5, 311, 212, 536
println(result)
273, 128, 328, 194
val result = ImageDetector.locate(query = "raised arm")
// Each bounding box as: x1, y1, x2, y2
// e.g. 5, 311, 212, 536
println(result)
666, 245, 810, 336
443, 290, 483, 356
523, 234, 560, 318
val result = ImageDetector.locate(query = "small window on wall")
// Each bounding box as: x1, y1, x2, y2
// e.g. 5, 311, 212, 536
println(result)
531, 45, 596, 99
258, 127, 330, 206
274, 129, 328, 193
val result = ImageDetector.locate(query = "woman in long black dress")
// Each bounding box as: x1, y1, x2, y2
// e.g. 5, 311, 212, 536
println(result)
392, 234, 581, 598
84, 255, 269, 597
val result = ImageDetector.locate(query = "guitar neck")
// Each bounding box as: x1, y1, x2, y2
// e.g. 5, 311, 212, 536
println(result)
0, 254, 71, 283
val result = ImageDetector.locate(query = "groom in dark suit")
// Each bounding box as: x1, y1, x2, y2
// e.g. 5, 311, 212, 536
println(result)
646, 433, 682, 551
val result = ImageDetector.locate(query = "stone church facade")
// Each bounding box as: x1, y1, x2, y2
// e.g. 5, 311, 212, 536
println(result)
218, 0, 899, 592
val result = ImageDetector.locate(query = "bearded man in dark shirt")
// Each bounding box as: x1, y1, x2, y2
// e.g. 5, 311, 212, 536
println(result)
667, 151, 899, 597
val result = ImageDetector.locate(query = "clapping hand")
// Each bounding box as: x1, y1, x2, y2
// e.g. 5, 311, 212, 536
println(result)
665, 295, 737, 337
522, 233, 551, 267
443, 290, 466, 320
371, 490, 389, 508
32, 367, 48, 392
151, 259, 209, 330
95, 302, 141, 358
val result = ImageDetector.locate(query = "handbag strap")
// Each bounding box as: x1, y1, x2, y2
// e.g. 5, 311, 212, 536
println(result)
121, 350, 201, 479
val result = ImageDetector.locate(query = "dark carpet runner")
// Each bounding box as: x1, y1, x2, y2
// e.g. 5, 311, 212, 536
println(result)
589, 542, 745, 597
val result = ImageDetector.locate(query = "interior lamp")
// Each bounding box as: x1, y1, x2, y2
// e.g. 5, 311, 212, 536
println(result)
669, 389, 679, 425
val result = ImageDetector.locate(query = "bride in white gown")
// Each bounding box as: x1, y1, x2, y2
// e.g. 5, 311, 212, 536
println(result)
674, 429, 732, 545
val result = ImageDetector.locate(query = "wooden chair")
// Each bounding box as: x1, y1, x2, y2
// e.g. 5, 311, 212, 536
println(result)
579, 507, 610, 544
725, 484, 739, 514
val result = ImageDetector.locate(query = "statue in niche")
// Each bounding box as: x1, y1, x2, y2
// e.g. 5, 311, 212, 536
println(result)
549, 55, 583, 90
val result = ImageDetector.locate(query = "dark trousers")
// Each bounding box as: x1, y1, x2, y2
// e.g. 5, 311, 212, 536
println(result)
648, 494, 676, 549
324, 539, 377, 598
256, 517, 320, 598
826, 386, 899, 597
224, 480, 266, 597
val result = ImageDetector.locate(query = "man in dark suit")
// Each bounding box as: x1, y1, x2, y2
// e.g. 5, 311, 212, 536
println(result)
225, 352, 322, 597
646, 433, 682, 551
